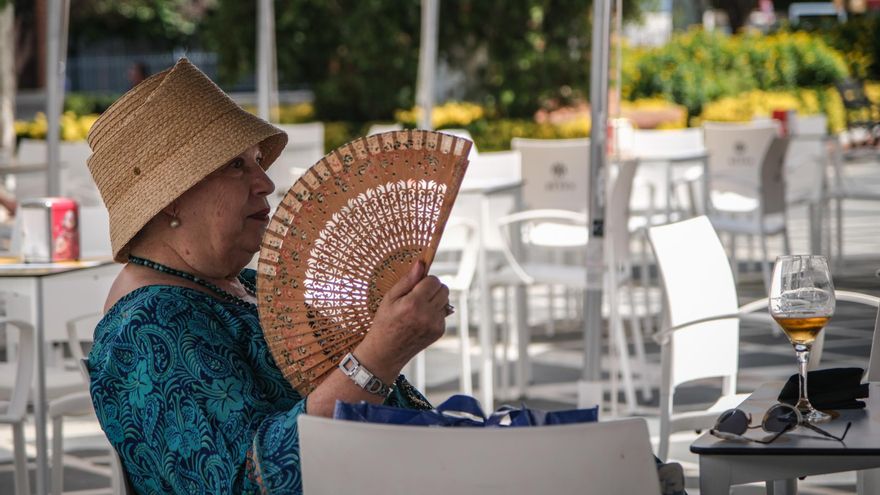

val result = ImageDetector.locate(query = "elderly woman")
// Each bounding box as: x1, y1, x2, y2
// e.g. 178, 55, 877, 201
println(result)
86, 59, 447, 494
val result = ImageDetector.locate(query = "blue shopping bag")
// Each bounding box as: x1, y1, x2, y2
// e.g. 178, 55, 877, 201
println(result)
334, 394, 599, 427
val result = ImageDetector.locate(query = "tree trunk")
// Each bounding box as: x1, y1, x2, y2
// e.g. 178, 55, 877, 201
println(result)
0, 2, 15, 158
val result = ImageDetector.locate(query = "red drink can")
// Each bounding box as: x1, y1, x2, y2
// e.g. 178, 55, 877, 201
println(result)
20, 197, 80, 262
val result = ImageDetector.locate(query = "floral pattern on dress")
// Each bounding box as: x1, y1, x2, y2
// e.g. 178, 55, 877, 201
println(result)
88, 269, 430, 494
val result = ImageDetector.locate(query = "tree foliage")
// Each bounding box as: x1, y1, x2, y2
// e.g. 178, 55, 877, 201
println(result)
69, 0, 210, 48
203, 0, 644, 121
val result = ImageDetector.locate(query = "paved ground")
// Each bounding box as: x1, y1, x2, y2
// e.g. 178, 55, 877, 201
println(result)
2, 160, 879, 494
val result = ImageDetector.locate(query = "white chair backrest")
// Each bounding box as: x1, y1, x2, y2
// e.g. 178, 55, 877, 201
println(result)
440, 128, 478, 160
462, 150, 520, 182
450, 150, 522, 251
367, 123, 403, 136
299, 415, 659, 495
648, 216, 739, 388
0, 313, 35, 421
703, 121, 778, 204
786, 114, 828, 205
759, 137, 790, 216
435, 218, 479, 291
511, 137, 590, 212
66, 311, 102, 368
605, 159, 638, 267
79, 206, 112, 259
270, 123, 325, 199
870, 303, 880, 382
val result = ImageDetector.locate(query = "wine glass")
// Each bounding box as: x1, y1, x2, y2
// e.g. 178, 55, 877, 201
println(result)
769, 255, 836, 424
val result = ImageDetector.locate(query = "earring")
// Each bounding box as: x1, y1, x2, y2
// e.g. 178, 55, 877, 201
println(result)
170, 217, 181, 228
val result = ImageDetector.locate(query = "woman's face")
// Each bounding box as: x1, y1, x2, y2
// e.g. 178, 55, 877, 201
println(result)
173, 144, 274, 273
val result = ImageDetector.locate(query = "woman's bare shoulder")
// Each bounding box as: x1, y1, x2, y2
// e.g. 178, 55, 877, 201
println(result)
104, 264, 191, 312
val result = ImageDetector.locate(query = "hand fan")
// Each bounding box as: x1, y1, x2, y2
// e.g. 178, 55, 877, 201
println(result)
257, 130, 472, 395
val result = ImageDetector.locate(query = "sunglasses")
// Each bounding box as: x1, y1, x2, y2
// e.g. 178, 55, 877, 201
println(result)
710, 403, 852, 444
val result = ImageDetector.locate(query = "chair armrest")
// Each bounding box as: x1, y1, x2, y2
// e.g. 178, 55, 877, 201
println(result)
653, 299, 770, 345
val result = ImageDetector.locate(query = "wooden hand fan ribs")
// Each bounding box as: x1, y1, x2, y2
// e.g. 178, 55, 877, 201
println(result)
257, 130, 472, 395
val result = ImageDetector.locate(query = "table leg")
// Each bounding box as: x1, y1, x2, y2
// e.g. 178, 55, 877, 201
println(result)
477, 196, 494, 410
767, 479, 798, 495
857, 468, 880, 495
699, 456, 733, 495
35, 278, 48, 495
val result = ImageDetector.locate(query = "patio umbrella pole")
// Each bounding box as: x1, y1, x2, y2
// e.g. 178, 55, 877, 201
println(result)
578, 0, 611, 411
256, 0, 276, 122
416, 0, 438, 130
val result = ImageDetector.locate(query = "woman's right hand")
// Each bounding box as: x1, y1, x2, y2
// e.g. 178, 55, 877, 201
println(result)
355, 260, 449, 380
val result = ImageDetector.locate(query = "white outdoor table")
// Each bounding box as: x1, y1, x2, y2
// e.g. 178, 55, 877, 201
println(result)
0, 258, 119, 495
691, 381, 880, 495
457, 177, 522, 410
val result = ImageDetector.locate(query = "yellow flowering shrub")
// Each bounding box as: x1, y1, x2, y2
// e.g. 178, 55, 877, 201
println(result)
395, 102, 485, 129
695, 83, 880, 133
14, 111, 101, 141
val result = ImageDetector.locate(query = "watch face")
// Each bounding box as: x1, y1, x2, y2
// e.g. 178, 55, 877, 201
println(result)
353, 368, 371, 387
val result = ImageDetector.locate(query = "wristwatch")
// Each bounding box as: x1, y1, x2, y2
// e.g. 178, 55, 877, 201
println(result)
338, 352, 394, 398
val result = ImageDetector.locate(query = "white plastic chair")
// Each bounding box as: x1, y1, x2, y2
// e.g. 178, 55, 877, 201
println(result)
648, 216, 768, 461
0, 315, 35, 495
491, 159, 648, 412
269, 123, 325, 208
49, 312, 124, 495
827, 131, 880, 268
703, 123, 790, 291
76, 354, 132, 495
413, 218, 480, 395
510, 137, 590, 212
299, 415, 660, 495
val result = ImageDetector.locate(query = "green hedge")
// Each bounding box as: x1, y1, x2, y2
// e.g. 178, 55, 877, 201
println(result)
624, 29, 849, 117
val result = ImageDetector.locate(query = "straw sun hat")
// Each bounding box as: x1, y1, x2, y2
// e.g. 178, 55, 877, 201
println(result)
86, 58, 288, 262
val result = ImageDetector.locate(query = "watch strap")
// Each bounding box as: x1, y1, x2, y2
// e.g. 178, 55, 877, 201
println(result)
339, 352, 393, 398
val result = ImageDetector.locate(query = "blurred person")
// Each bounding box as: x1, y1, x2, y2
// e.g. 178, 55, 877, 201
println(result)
85, 58, 448, 494
127, 61, 150, 88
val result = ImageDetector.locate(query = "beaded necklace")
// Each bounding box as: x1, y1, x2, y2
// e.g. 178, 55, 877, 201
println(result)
128, 255, 257, 310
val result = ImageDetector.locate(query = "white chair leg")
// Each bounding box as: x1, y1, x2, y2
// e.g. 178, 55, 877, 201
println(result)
625, 281, 651, 402
514, 285, 530, 399
546, 285, 556, 337
52, 415, 64, 495
500, 287, 511, 400
457, 291, 473, 396
12, 422, 30, 495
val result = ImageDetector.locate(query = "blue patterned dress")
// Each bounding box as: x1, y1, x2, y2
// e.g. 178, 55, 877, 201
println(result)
88, 269, 430, 494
